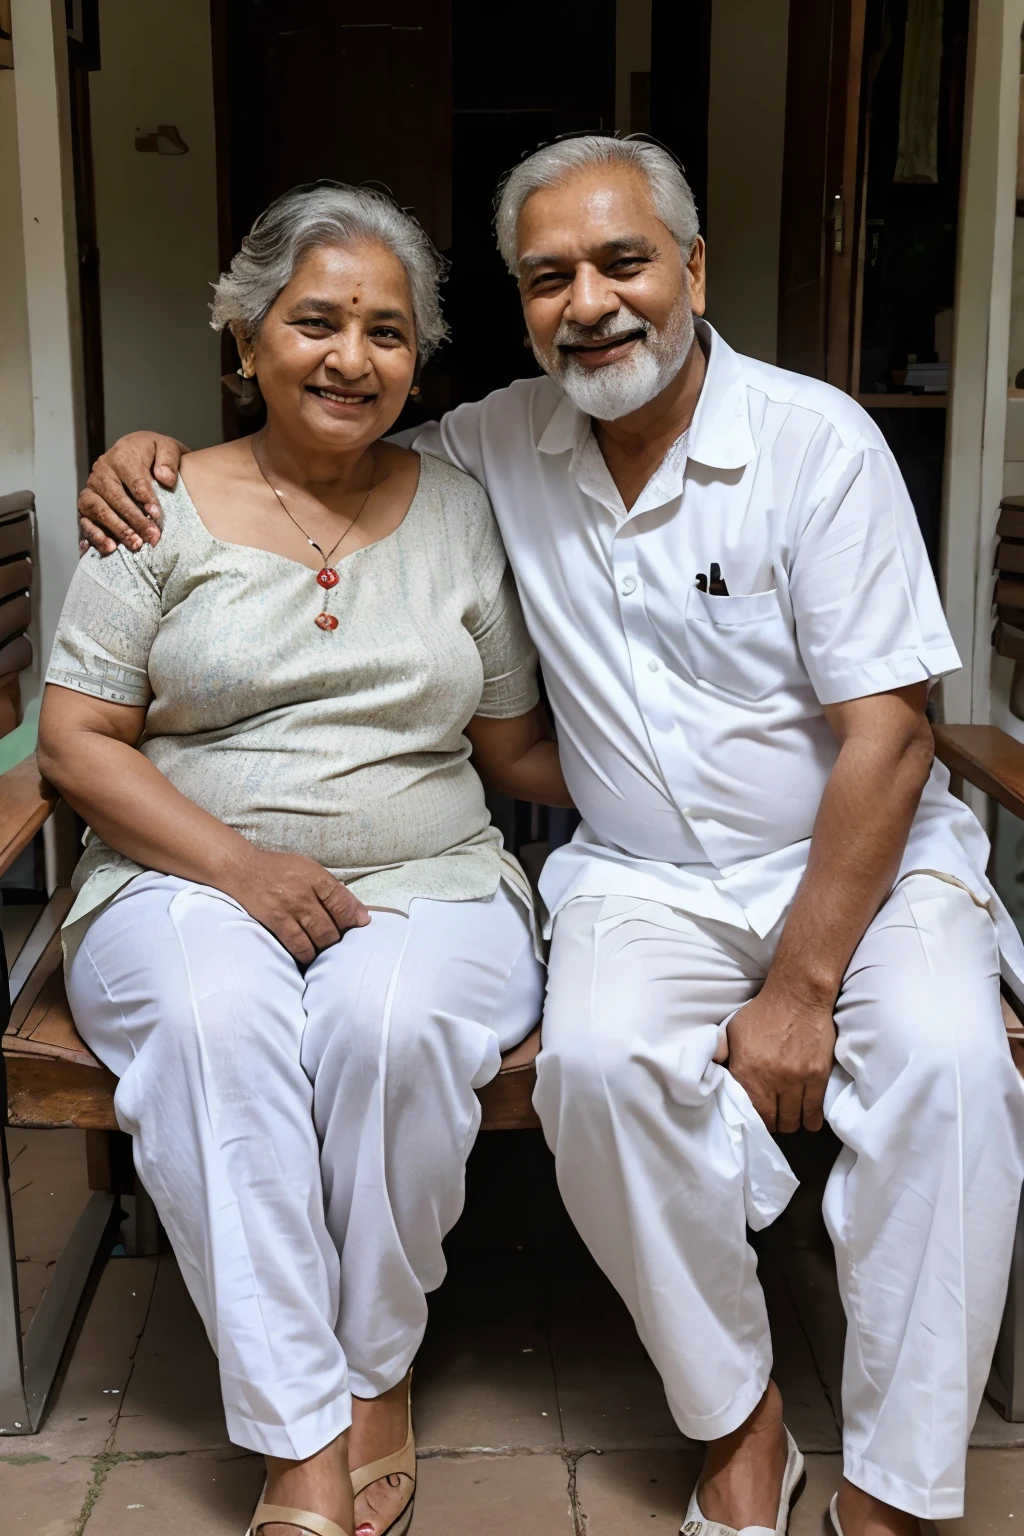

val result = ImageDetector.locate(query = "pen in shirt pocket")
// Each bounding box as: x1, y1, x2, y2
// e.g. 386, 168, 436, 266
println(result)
694, 563, 730, 596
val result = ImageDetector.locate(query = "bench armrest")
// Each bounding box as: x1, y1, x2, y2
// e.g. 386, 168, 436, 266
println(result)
932, 725, 1024, 822
0, 754, 59, 879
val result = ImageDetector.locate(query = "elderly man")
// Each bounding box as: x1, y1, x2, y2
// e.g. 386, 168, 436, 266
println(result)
79, 137, 1024, 1536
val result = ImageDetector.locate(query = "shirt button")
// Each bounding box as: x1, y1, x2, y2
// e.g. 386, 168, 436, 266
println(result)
647, 657, 659, 672
621, 575, 637, 595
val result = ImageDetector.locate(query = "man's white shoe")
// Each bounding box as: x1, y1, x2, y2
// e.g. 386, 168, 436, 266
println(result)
679, 1427, 805, 1536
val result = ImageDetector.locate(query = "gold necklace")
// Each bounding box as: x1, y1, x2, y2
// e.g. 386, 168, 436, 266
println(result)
251, 437, 377, 631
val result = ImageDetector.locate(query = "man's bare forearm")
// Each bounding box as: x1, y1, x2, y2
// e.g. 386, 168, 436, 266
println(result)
763, 722, 935, 1010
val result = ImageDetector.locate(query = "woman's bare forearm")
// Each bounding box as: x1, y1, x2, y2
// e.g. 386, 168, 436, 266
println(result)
38, 718, 256, 893
491, 738, 574, 806
465, 709, 574, 807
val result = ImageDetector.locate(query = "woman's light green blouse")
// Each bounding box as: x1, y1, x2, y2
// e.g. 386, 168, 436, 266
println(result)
47, 452, 540, 960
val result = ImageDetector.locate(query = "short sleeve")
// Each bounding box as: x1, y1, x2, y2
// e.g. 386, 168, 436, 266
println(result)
438, 465, 538, 720
46, 546, 161, 707
473, 565, 540, 718
789, 443, 961, 705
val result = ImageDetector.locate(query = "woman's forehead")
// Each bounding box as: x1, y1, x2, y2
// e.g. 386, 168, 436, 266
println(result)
284, 240, 412, 306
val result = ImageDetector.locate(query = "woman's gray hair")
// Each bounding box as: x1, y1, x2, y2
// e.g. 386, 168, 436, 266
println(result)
494, 136, 700, 275
210, 182, 449, 359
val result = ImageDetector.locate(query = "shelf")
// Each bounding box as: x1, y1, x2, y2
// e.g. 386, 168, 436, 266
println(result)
857, 393, 947, 409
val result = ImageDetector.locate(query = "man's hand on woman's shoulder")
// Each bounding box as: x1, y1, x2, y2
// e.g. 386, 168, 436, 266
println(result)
78, 431, 191, 556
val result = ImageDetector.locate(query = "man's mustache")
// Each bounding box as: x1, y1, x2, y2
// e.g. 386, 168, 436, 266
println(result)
554, 314, 651, 351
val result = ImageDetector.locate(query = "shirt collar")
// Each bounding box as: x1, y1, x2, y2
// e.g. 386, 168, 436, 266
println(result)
534, 319, 756, 474
686, 320, 756, 471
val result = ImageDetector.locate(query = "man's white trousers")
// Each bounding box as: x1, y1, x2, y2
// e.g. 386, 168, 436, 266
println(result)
535, 874, 1024, 1519
66, 872, 543, 1460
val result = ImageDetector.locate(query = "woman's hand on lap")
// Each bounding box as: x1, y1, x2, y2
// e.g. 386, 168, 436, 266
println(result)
225, 848, 370, 963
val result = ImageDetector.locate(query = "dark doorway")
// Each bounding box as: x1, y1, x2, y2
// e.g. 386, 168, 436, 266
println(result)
444, 0, 616, 408
211, 0, 616, 429
649, 0, 712, 234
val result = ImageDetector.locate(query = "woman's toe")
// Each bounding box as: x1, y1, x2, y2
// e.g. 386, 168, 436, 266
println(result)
353, 1472, 409, 1536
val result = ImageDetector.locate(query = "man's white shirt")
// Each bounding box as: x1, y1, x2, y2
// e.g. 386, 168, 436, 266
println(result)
411, 320, 1010, 958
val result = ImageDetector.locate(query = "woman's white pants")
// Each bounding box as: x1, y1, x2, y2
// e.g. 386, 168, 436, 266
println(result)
535, 874, 1024, 1519
67, 872, 543, 1461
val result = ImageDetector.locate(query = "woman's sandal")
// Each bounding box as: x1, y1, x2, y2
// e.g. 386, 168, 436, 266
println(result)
349, 1372, 416, 1536
248, 1501, 350, 1536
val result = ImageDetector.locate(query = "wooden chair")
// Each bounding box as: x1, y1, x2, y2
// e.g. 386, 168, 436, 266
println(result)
0, 493, 119, 1433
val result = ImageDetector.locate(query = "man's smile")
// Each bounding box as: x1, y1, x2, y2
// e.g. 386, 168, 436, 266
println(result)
559, 329, 647, 368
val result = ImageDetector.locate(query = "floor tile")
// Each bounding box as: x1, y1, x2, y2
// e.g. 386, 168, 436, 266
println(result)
766, 1246, 846, 1427
758, 1252, 841, 1452
413, 1242, 563, 1452
0, 1452, 96, 1534
970, 1396, 1024, 1449
941, 1449, 1024, 1536
415, 1316, 562, 1452
111, 1256, 228, 1454
574, 1445, 842, 1535
788, 1453, 843, 1536
29, 1256, 157, 1461
412, 1453, 574, 1534
83, 1449, 263, 1535
549, 1309, 685, 1452
573, 1447, 705, 1532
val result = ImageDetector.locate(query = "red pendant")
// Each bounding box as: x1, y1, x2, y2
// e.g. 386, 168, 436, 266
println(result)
317, 567, 340, 589
315, 612, 338, 631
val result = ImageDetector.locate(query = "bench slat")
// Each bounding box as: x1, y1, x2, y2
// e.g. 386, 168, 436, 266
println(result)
5, 946, 543, 1131
0, 755, 59, 880
933, 724, 1024, 822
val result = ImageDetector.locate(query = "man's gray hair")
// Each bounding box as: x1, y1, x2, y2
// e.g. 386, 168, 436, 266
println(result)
494, 136, 700, 275
210, 181, 449, 359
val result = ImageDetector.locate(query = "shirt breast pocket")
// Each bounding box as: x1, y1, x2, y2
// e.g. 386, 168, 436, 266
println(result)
684, 585, 796, 702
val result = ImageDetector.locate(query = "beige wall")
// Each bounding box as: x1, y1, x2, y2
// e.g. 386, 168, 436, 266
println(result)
705, 0, 790, 363
89, 0, 221, 450
0, 71, 34, 493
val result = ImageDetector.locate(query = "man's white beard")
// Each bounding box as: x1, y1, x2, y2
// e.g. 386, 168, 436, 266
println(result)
535, 294, 695, 421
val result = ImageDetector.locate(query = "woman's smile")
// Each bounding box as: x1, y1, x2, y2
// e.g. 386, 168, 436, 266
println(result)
306, 384, 377, 413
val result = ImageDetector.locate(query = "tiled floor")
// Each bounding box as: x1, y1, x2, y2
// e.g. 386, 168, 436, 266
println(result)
1, 1126, 1022, 1534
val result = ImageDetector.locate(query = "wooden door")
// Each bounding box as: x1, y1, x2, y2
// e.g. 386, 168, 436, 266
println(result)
210, 0, 452, 435
213, 1, 452, 262
777, 0, 867, 389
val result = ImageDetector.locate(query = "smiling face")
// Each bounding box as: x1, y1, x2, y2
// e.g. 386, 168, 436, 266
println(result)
237, 239, 418, 452
515, 164, 706, 419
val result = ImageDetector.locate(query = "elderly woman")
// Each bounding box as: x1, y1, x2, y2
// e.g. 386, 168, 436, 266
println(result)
38, 183, 568, 1536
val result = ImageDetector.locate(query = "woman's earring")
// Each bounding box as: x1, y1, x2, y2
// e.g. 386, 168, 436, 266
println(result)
409, 385, 421, 398
236, 366, 261, 407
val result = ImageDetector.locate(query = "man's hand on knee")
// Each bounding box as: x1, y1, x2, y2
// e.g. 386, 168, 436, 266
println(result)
724, 989, 836, 1134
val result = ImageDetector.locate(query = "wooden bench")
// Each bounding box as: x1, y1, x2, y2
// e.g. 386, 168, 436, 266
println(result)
4, 721, 1024, 1429
0, 754, 542, 1135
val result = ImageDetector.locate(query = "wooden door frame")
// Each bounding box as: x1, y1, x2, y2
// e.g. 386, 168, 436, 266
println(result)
776, 0, 867, 386
940, 0, 1024, 728
823, 0, 867, 392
